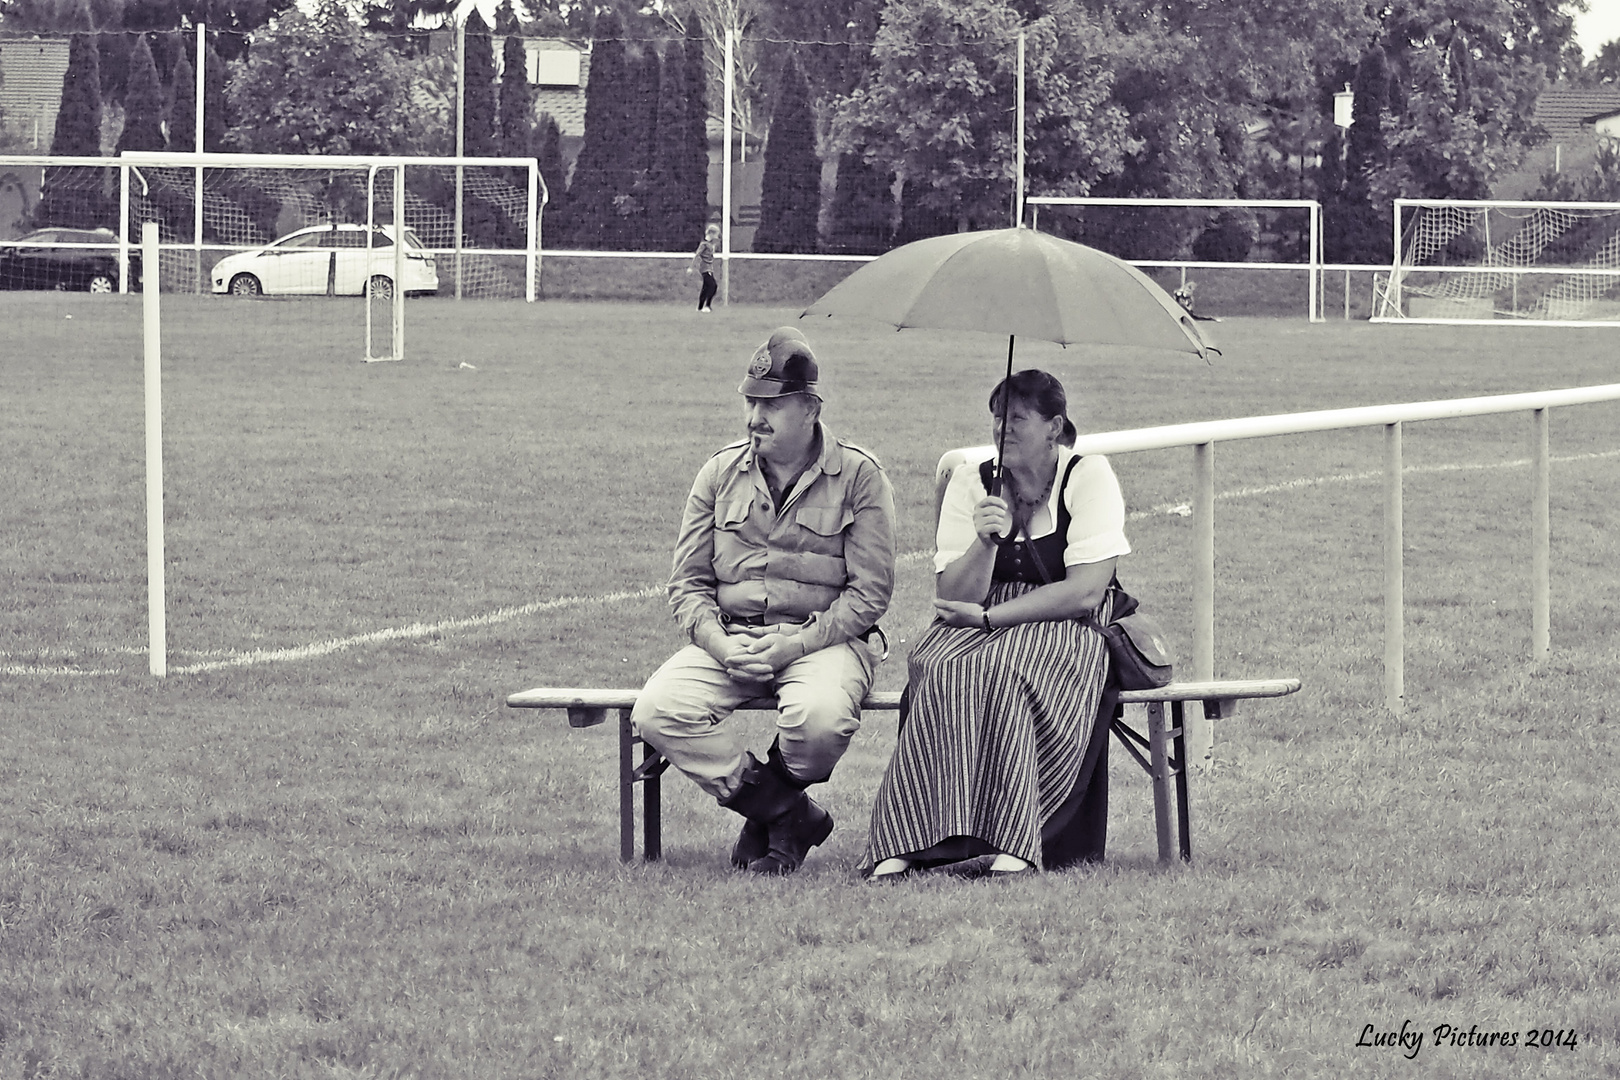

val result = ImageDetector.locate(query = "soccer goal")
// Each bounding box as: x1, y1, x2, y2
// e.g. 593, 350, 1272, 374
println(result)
1026, 196, 1325, 322
117, 151, 546, 361
1376, 199, 1620, 325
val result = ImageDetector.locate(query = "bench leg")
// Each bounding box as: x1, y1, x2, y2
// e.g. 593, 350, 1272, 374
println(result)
643, 735, 661, 862
1146, 700, 1174, 864
618, 708, 635, 863
1173, 700, 1192, 862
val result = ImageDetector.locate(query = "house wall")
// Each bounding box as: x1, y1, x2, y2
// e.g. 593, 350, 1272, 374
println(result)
0, 39, 70, 151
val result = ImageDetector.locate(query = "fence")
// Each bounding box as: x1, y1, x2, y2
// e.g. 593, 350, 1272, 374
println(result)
1061, 382, 1620, 757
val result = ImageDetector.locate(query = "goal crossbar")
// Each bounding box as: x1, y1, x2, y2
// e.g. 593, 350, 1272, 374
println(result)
1026, 196, 1324, 321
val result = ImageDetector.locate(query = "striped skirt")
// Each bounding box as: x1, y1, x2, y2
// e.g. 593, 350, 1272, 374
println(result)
862, 580, 1110, 871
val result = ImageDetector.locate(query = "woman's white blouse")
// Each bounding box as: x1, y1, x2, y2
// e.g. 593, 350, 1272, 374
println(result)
934, 448, 1131, 574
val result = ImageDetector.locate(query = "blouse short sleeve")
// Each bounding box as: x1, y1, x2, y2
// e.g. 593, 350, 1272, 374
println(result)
1063, 453, 1131, 566
933, 462, 986, 574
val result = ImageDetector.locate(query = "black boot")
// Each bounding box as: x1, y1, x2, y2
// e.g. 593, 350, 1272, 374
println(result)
752, 740, 833, 875
718, 751, 833, 876
729, 819, 768, 870
730, 738, 814, 868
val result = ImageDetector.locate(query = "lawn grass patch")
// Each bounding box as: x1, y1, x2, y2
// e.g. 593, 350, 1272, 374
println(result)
3, 293, 1618, 1077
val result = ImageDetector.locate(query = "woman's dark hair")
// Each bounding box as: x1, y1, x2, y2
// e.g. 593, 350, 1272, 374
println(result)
989, 368, 1077, 446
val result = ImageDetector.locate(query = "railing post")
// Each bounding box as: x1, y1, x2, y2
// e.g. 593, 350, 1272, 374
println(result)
1384, 422, 1403, 714
1532, 408, 1550, 660
1189, 441, 1215, 762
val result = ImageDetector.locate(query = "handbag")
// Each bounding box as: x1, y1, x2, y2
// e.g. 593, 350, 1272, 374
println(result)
1025, 536, 1174, 692
1099, 592, 1175, 691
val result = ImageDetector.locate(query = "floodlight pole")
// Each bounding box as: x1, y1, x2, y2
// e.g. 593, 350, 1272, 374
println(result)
1014, 29, 1025, 228
194, 23, 205, 294
455, 18, 465, 301
142, 221, 167, 677
721, 24, 734, 307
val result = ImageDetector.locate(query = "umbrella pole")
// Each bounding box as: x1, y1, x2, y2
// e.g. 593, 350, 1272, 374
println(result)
992, 334, 1015, 497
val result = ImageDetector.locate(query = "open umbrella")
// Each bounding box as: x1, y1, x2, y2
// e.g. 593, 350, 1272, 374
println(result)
801, 226, 1216, 488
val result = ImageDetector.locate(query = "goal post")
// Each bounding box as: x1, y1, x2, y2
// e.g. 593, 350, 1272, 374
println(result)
1377, 198, 1620, 325
1027, 196, 1325, 322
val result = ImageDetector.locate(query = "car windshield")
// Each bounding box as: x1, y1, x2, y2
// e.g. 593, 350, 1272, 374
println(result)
276, 232, 329, 250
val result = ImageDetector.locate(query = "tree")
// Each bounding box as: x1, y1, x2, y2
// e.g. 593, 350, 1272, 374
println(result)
223, 0, 423, 155
618, 47, 662, 248
50, 23, 102, 156
361, 0, 456, 44
663, 0, 766, 155
536, 113, 567, 232
644, 27, 710, 251
169, 47, 196, 152
1591, 40, 1620, 84
758, 0, 880, 107
463, 10, 499, 157
753, 57, 819, 253
834, 0, 1135, 235
116, 34, 167, 153
201, 36, 228, 151
825, 151, 893, 253
41, 13, 109, 228
1334, 0, 1566, 263
500, 28, 539, 180
558, 10, 634, 248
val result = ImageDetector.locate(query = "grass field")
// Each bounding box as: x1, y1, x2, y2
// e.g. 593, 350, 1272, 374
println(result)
3, 291, 1619, 1079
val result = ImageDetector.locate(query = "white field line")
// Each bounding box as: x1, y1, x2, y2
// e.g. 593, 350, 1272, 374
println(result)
6, 448, 1617, 678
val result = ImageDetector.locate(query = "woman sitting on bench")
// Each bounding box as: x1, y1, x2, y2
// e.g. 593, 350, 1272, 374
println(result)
862, 369, 1130, 878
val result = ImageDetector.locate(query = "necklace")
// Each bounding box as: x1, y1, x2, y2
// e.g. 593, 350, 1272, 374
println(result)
1011, 474, 1054, 509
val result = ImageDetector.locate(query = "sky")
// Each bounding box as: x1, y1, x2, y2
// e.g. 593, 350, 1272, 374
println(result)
1573, 2, 1620, 60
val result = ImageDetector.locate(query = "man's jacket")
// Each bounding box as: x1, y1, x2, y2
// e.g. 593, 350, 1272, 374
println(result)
669, 424, 897, 656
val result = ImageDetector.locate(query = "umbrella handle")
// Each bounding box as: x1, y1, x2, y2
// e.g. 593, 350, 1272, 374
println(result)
990, 334, 1015, 498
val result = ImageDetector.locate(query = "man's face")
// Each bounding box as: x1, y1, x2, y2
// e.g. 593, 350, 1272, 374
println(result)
744, 394, 819, 463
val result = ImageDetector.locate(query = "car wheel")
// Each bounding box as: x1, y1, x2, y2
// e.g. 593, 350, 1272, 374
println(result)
228, 274, 262, 297
87, 274, 115, 293
368, 274, 394, 300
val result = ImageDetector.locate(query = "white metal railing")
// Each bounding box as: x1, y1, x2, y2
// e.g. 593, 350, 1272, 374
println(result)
1046, 383, 1620, 751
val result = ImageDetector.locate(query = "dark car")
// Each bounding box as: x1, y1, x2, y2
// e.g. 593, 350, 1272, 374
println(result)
0, 227, 142, 293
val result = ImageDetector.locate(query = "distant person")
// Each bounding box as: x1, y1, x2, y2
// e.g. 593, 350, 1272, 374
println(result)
688, 223, 720, 312
863, 369, 1129, 879
631, 327, 897, 875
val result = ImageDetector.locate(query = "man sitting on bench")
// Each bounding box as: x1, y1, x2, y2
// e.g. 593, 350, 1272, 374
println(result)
631, 327, 898, 875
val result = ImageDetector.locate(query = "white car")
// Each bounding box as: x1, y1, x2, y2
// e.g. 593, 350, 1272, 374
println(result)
210, 224, 438, 298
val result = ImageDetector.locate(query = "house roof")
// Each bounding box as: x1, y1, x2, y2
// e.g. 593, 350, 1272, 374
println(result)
1535, 83, 1620, 142
0, 38, 69, 149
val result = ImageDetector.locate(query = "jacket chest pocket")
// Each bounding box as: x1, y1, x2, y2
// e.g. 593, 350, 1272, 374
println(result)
793, 506, 854, 551
715, 498, 754, 532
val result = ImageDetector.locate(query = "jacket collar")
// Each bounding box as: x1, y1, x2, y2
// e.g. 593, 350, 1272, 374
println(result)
737, 422, 840, 476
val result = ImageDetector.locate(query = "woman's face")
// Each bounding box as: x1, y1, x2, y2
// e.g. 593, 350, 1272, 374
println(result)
992, 399, 1062, 467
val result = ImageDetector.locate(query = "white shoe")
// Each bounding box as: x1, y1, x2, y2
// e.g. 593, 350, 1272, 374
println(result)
871, 857, 914, 879
988, 854, 1033, 875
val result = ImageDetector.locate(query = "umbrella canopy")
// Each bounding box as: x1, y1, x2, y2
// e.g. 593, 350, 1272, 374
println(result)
802, 226, 1215, 360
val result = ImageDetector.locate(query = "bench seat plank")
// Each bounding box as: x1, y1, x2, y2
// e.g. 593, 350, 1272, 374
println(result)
505, 679, 1300, 712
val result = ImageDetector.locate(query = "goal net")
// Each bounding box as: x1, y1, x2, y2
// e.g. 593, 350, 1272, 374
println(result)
1025, 196, 1324, 321
1377, 199, 1620, 324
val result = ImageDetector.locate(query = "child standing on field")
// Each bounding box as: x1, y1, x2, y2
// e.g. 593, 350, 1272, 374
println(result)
689, 223, 720, 312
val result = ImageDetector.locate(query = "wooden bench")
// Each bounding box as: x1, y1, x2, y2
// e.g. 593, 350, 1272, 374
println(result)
506, 677, 1300, 866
